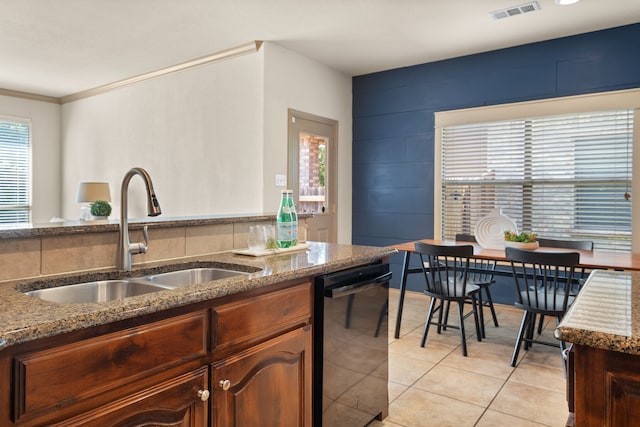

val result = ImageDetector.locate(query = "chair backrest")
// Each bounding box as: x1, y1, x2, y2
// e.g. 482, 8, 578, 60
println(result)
537, 238, 594, 251
505, 247, 581, 314
537, 238, 593, 279
455, 234, 496, 283
414, 242, 474, 299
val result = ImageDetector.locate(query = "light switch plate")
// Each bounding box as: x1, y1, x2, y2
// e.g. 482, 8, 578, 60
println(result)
275, 174, 287, 187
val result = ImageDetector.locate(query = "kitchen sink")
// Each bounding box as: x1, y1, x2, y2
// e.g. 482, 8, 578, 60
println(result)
144, 268, 249, 288
24, 267, 251, 304
24, 280, 171, 304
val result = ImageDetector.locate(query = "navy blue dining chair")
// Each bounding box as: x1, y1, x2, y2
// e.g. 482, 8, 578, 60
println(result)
505, 247, 581, 369
414, 242, 482, 357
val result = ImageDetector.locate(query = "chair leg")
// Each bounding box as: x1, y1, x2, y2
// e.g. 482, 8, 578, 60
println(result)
525, 313, 536, 350
511, 311, 531, 367
421, 297, 438, 347
557, 316, 568, 377
483, 285, 499, 327
471, 295, 482, 342
440, 300, 450, 332
476, 291, 486, 338
537, 314, 545, 335
457, 301, 468, 357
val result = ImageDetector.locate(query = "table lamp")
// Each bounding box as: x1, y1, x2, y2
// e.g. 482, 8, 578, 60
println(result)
76, 182, 111, 220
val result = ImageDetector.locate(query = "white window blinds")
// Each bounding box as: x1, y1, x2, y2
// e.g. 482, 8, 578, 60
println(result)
0, 118, 31, 224
441, 110, 633, 252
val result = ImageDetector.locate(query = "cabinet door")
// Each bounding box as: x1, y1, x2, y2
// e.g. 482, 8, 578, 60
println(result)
575, 345, 640, 426
52, 367, 209, 427
212, 326, 312, 427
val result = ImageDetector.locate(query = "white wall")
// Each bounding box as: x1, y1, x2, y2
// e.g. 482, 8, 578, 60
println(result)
61, 51, 264, 220
0, 95, 61, 223
262, 42, 353, 243
22, 42, 353, 243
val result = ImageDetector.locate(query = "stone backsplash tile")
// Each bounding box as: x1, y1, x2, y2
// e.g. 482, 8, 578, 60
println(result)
42, 232, 118, 274
0, 238, 41, 281
134, 227, 186, 265
186, 224, 234, 255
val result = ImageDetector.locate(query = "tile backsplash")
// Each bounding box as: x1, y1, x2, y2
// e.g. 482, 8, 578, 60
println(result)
0, 218, 306, 282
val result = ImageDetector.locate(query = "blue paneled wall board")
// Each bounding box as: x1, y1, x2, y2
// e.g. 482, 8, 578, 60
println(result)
352, 23, 640, 301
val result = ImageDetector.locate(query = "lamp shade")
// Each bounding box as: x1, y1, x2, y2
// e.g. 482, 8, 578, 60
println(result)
76, 182, 111, 203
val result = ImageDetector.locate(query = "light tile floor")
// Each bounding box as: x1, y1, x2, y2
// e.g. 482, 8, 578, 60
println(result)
370, 289, 570, 427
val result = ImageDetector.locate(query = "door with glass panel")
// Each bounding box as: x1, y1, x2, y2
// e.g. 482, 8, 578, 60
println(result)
287, 110, 337, 243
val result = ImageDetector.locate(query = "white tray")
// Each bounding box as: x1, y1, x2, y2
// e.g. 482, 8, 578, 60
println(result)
232, 242, 311, 257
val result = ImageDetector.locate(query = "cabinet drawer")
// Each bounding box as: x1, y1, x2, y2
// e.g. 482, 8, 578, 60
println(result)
13, 310, 208, 422
212, 282, 311, 352
52, 367, 209, 427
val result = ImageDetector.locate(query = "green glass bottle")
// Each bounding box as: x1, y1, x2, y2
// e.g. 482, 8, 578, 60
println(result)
276, 190, 298, 248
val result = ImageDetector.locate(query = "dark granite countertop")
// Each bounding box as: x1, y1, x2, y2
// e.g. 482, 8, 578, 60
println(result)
0, 242, 396, 350
555, 270, 640, 355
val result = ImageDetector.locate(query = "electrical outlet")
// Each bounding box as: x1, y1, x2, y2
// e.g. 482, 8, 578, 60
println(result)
275, 174, 287, 187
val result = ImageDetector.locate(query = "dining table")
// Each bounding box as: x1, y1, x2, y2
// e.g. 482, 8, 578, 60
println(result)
389, 238, 640, 339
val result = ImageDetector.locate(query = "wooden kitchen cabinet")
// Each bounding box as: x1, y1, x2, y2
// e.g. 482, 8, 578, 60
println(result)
8, 310, 208, 426
212, 326, 312, 427
573, 344, 640, 426
211, 281, 313, 427
1, 280, 313, 426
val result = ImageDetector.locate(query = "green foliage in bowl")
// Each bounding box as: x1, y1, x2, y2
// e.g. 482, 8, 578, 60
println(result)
90, 200, 112, 217
504, 231, 537, 243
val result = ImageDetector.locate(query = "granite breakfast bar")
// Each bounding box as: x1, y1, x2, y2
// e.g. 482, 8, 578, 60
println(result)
555, 269, 640, 427
0, 215, 396, 426
0, 241, 394, 349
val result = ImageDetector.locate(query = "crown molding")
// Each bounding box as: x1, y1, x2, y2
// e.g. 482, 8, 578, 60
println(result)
2, 41, 263, 105
60, 40, 262, 104
0, 88, 60, 104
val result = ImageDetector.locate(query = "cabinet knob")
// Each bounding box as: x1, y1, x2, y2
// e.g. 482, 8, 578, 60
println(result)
197, 389, 210, 401
219, 379, 231, 390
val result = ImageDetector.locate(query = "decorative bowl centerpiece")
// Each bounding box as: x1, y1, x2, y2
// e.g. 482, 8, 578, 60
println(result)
504, 231, 539, 250
474, 208, 518, 249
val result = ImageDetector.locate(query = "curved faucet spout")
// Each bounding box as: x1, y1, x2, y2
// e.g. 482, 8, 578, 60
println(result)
117, 167, 162, 270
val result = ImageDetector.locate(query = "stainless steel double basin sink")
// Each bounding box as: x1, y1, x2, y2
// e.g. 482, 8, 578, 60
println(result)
24, 268, 250, 304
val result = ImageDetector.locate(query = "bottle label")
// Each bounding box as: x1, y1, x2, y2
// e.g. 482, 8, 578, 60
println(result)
276, 221, 298, 248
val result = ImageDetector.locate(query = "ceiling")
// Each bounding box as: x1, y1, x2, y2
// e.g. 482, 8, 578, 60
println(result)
2, 0, 639, 98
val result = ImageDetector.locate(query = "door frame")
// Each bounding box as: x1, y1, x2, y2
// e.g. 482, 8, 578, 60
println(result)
287, 109, 338, 243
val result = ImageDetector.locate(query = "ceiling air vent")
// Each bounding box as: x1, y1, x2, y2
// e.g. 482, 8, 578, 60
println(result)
490, 1, 540, 20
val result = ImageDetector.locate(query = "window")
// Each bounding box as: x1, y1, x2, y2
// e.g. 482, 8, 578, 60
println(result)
435, 91, 638, 252
0, 117, 31, 224
297, 132, 327, 214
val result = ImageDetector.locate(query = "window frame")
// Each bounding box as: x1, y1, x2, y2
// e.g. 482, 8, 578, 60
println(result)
434, 88, 640, 252
0, 114, 32, 225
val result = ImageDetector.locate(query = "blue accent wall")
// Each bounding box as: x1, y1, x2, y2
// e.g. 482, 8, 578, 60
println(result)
352, 24, 640, 300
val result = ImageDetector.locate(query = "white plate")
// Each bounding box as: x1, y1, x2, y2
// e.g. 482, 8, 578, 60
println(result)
474, 209, 517, 249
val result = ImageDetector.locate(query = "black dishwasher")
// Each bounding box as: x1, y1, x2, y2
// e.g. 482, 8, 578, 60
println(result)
313, 261, 391, 427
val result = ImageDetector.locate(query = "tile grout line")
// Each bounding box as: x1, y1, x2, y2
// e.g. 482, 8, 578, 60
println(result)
471, 357, 521, 426
387, 291, 567, 426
